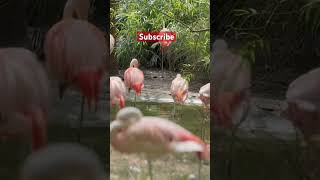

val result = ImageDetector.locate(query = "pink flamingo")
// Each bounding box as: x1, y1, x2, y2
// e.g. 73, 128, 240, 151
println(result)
282, 67, 320, 145
44, 17, 107, 141
198, 83, 210, 139
110, 76, 127, 109
170, 74, 189, 116
20, 143, 107, 180
199, 83, 210, 108
211, 39, 251, 129
160, 27, 171, 78
0, 48, 50, 151
124, 58, 144, 105
110, 107, 210, 180
211, 39, 251, 177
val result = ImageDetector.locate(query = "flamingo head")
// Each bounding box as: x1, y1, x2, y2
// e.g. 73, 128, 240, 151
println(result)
130, 58, 139, 68
111, 107, 143, 136
116, 107, 143, 124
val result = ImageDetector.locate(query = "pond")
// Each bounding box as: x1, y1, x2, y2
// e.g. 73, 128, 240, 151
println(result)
110, 101, 211, 180
212, 130, 305, 180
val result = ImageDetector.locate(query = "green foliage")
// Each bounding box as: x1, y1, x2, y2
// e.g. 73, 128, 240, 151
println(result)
216, 0, 320, 72
301, 0, 320, 38
111, 0, 210, 80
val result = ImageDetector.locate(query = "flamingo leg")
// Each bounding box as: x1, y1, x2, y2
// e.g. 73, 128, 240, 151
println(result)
161, 48, 164, 78
198, 159, 202, 180
227, 104, 250, 179
77, 95, 85, 142
173, 102, 176, 118
147, 159, 153, 180
134, 93, 137, 107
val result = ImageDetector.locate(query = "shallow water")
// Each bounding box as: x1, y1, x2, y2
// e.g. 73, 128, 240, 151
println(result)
212, 129, 309, 180
110, 101, 211, 180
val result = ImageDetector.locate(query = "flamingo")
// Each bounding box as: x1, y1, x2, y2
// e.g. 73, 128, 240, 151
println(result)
124, 58, 144, 106
198, 83, 210, 139
282, 67, 320, 145
110, 76, 127, 109
160, 27, 171, 78
44, 13, 107, 141
19, 143, 107, 180
170, 74, 189, 117
110, 34, 115, 54
110, 107, 210, 180
211, 39, 251, 129
211, 39, 251, 178
0, 48, 50, 151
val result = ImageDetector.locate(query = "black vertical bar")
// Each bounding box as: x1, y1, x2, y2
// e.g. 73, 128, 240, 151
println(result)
104, 0, 111, 179
210, 0, 216, 179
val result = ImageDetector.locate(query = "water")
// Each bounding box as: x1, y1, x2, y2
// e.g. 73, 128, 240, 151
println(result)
110, 101, 211, 180
0, 98, 210, 180
212, 105, 312, 180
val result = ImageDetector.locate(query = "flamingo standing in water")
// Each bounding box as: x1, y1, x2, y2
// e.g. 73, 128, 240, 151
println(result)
110, 107, 210, 180
282, 67, 320, 145
211, 39, 251, 178
198, 83, 210, 139
124, 58, 144, 106
110, 76, 127, 109
211, 39, 251, 129
170, 74, 189, 117
44, 2, 107, 142
160, 27, 171, 78
0, 48, 50, 151
20, 143, 107, 180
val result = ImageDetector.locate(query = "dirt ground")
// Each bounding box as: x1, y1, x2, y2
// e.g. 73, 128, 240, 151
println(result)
119, 68, 208, 94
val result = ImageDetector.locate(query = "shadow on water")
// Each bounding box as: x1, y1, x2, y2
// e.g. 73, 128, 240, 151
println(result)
110, 101, 210, 180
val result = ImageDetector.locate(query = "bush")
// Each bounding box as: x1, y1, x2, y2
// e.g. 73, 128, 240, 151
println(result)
111, 0, 210, 81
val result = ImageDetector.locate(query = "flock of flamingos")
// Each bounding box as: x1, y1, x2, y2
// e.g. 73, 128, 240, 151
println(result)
0, 0, 320, 179
0, 0, 211, 179
110, 45, 211, 179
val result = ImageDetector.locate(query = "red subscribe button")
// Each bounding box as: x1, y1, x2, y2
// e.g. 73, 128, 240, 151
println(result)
136, 32, 176, 43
